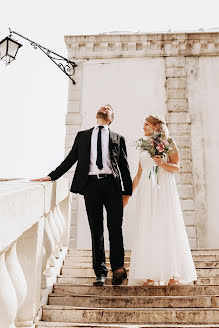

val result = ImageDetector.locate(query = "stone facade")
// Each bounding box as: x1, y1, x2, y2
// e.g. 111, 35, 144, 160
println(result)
64, 31, 219, 249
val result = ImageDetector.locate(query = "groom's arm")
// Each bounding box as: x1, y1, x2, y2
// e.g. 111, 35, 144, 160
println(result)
118, 136, 132, 196
48, 132, 81, 181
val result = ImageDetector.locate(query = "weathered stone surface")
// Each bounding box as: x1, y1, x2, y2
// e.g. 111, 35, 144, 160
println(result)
166, 67, 186, 78
177, 184, 194, 199
186, 226, 197, 238
166, 57, 185, 68
170, 135, 191, 148
195, 261, 219, 269
64, 255, 131, 263
178, 148, 192, 161
168, 123, 190, 135
167, 112, 191, 124
68, 250, 131, 256
189, 237, 197, 250
197, 277, 219, 285
63, 261, 130, 269
61, 265, 219, 278
182, 210, 195, 225
193, 254, 219, 261
179, 160, 192, 173
53, 283, 219, 297
180, 199, 195, 211
196, 268, 219, 277
175, 173, 193, 184
167, 78, 186, 89
36, 324, 219, 328
42, 305, 219, 324
65, 33, 219, 59
167, 99, 188, 112
48, 294, 211, 308
167, 89, 187, 99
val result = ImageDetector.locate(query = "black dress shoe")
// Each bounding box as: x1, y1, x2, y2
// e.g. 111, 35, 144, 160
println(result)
112, 268, 127, 285
93, 275, 106, 286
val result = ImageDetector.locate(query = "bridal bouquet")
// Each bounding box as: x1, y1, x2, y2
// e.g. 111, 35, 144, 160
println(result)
135, 132, 175, 187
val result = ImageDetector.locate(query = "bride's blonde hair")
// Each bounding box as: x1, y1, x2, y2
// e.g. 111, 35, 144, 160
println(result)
146, 114, 169, 139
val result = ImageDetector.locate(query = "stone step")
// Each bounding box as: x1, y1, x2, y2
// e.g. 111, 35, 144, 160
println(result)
57, 276, 128, 285
63, 260, 219, 269
65, 256, 131, 262
193, 255, 219, 261
36, 322, 219, 328
56, 276, 193, 286
60, 266, 219, 278
191, 250, 219, 255
196, 277, 219, 285
48, 294, 215, 308
57, 275, 219, 286
66, 255, 219, 263
67, 250, 219, 258
53, 284, 219, 297
68, 250, 131, 256
63, 261, 131, 268
42, 306, 219, 324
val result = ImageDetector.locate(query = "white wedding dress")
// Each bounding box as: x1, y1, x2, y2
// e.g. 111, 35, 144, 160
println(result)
128, 150, 197, 285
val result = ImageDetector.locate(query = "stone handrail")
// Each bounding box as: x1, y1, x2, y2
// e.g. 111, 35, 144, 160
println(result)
0, 178, 71, 328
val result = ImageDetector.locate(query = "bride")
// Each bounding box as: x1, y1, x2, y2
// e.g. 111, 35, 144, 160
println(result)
128, 115, 197, 286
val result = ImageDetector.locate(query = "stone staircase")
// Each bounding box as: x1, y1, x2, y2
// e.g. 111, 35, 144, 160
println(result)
36, 249, 219, 327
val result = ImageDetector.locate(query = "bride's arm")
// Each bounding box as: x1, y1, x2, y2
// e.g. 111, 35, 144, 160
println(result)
162, 151, 180, 173
153, 151, 180, 173
132, 162, 142, 192
153, 138, 180, 173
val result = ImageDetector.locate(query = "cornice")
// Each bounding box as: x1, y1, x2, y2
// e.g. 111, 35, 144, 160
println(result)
64, 32, 219, 59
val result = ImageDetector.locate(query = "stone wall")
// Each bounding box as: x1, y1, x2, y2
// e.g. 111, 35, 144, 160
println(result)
64, 32, 219, 249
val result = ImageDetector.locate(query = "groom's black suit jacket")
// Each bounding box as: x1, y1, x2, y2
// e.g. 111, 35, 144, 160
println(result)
48, 127, 132, 196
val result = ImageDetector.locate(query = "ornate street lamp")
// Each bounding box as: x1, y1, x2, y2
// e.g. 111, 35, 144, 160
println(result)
0, 36, 22, 65
0, 29, 77, 84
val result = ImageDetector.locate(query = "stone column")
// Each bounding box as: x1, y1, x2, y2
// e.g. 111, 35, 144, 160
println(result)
63, 63, 83, 248
165, 56, 197, 249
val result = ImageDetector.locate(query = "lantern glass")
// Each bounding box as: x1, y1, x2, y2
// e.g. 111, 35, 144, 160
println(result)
0, 37, 22, 65
8, 38, 21, 58
0, 38, 7, 60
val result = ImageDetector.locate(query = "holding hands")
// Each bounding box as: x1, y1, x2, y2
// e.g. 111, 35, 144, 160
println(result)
122, 195, 130, 208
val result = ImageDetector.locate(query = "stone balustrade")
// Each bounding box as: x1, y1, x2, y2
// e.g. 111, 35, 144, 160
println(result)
0, 178, 71, 328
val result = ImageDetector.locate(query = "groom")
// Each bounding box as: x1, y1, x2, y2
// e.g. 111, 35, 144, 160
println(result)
33, 105, 132, 286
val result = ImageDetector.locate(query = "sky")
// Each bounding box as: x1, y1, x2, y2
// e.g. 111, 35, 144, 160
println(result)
1, 0, 219, 179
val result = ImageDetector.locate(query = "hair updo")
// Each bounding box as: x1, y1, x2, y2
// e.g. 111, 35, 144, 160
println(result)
146, 114, 169, 139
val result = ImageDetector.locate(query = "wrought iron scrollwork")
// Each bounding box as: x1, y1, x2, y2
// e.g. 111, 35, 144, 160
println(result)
8, 29, 77, 84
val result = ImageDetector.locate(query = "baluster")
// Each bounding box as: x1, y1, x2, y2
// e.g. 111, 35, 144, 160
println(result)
57, 205, 66, 238
53, 207, 64, 249
43, 215, 56, 283
0, 252, 17, 328
48, 211, 61, 258
5, 242, 27, 311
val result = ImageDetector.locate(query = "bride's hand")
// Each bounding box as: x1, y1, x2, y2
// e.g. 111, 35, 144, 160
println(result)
153, 155, 163, 167
122, 195, 130, 207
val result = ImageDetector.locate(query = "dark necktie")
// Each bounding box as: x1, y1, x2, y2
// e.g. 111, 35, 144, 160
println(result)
96, 126, 104, 170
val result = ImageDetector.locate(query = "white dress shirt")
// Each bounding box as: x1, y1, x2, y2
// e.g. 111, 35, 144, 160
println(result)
89, 124, 112, 175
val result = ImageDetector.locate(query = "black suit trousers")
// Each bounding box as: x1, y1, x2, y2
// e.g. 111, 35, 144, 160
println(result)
83, 175, 124, 277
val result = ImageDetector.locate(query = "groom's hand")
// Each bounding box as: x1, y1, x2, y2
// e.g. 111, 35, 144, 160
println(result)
30, 176, 51, 182
122, 195, 130, 207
